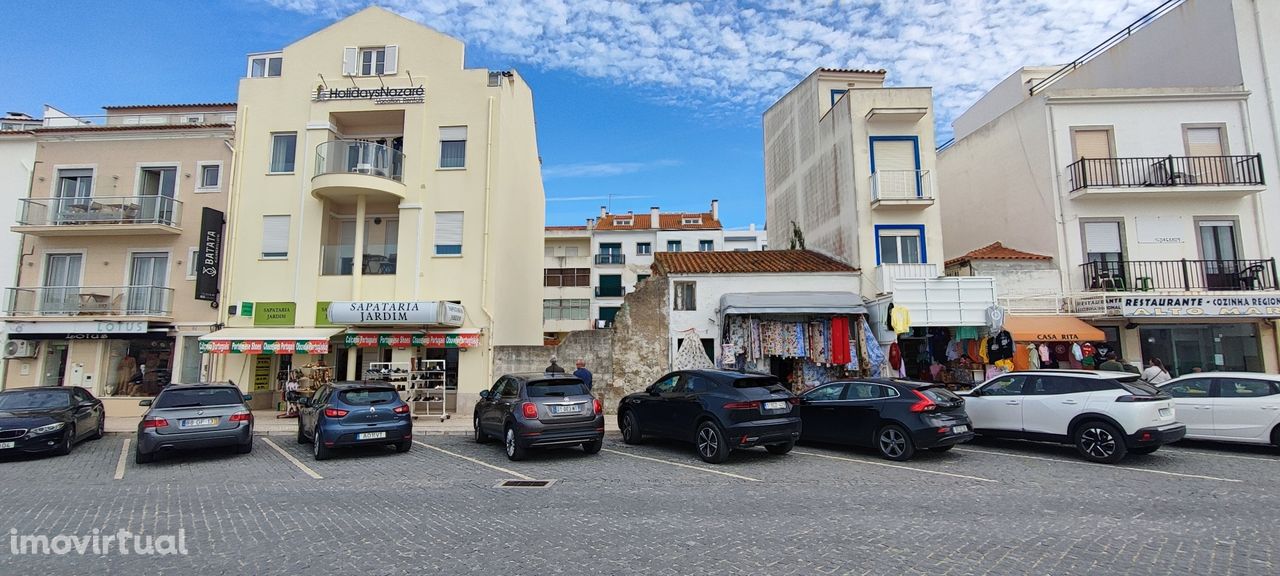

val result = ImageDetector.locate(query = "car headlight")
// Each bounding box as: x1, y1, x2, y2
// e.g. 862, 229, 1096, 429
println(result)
29, 422, 66, 435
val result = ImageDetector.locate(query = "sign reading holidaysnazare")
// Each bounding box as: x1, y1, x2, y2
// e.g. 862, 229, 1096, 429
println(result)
1121, 296, 1280, 318
313, 85, 425, 105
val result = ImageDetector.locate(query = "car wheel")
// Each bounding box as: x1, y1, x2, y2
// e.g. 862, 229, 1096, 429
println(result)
134, 448, 155, 464
395, 440, 412, 453
91, 414, 105, 440
1129, 446, 1160, 455
54, 426, 75, 456
313, 429, 332, 461
695, 420, 730, 464
1271, 424, 1279, 448
236, 440, 253, 454
765, 441, 794, 455
620, 411, 643, 445
504, 426, 527, 461
473, 416, 488, 443
876, 424, 915, 461
1075, 421, 1127, 464
297, 421, 310, 444
582, 437, 603, 455
927, 444, 955, 453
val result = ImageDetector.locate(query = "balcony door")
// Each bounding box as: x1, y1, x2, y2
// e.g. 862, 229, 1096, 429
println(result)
54, 169, 93, 224
128, 252, 169, 315
1071, 128, 1115, 187
869, 137, 921, 198
43, 253, 83, 314
1199, 220, 1239, 290
138, 166, 177, 224
1083, 221, 1124, 289
1185, 126, 1228, 184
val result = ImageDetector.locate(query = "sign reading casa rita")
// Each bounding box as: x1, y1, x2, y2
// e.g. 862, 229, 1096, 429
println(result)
326, 301, 464, 326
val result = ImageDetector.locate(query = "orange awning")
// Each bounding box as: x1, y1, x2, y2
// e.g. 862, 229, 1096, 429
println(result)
1003, 315, 1105, 343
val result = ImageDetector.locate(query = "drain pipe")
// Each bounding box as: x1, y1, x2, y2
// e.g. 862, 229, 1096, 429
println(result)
218, 110, 246, 382
480, 96, 496, 388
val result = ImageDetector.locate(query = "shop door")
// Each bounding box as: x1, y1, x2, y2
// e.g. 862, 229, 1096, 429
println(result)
42, 253, 82, 314
42, 343, 70, 386
128, 252, 169, 315
1198, 221, 1238, 290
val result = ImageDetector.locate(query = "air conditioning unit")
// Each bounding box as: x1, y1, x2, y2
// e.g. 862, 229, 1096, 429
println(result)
4, 340, 38, 359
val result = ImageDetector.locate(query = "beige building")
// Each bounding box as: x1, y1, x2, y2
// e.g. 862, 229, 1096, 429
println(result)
207, 7, 544, 415
0, 104, 235, 416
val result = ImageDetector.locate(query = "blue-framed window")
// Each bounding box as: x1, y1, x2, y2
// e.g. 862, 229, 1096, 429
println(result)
874, 224, 926, 265
830, 89, 847, 107
869, 136, 923, 197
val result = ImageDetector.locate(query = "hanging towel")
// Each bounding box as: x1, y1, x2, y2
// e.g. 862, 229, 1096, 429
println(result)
860, 318, 886, 370
829, 317, 852, 365
956, 326, 979, 341
673, 334, 714, 370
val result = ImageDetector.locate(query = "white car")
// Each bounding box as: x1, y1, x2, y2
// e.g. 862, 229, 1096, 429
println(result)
1157, 372, 1280, 447
962, 370, 1185, 463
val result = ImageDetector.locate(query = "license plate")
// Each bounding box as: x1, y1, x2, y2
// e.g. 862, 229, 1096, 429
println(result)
952, 425, 969, 434
1159, 408, 1172, 418
0, 442, 13, 449
764, 401, 787, 411
356, 431, 386, 440
181, 418, 218, 428
551, 404, 582, 414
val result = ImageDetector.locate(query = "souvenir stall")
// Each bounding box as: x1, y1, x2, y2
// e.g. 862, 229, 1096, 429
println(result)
717, 292, 879, 392
1001, 315, 1108, 371
881, 303, 1005, 391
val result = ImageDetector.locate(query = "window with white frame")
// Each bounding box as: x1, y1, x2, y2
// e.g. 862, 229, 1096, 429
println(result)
878, 228, 922, 264
673, 281, 697, 311
248, 55, 282, 78
612, 216, 632, 226
186, 247, 198, 279
698, 239, 714, 252
270, 133, 297, 173
196, 163, 221, 191
434, 212, 463, 255
439, 126, 467, 168
682, 216, 702, 225
262, 215, 290, 259
342, 46, 398, 76
666, 240, 682, 252
636, 242, 652, 255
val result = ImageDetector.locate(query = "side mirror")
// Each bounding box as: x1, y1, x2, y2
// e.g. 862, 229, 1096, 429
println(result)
478, 390, 491, 400
242, 394, 253, 402
77, 400, 95, 410
138, 399, 153, 407
648, 389, 660, 397
968, 388, 981, 397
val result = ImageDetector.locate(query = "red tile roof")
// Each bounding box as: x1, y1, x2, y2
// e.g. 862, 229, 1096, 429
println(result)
945, 242, 1053, 267
819, 67, 887, 75
545, 225, 587, 231
653, 250, 858, 275
31, 123, 234, 134
101, 103, 237, 110
594, 212, 721, 231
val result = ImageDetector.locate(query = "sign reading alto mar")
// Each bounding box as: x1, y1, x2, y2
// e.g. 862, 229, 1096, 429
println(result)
195, 208, 225, 303
327, 301, 465, 326
1122, 296, 1280, 318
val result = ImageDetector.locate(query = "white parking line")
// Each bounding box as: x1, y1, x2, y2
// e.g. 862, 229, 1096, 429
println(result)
413, 440, 534, 481
955, 446, 1242, 482
1165, 447, 1279, 463
601, 448, 761, 482
793, 450, 998, 483
113, 439, 130, 481
262, 438, 323, 480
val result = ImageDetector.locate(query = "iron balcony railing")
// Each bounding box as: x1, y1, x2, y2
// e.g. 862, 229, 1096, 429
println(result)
1067, 154, 1264, 191
5, 286, 175, 316
594, 253, 625, 265
16, 196, 182, 227
1080, 258, 1279, 292
595, 286, 625, 298
870, 170, 933, 201
315, 140, 404, 181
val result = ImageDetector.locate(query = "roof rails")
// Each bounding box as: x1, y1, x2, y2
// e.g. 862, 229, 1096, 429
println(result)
1029, 0, 1185, 96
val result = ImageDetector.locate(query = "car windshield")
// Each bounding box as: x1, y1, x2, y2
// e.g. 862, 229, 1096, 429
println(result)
1120, 380, 1162, 396
732, 377, 788, 393
339, 389, 398, 405
0, 390, 71, 410
526, 379, 588, 397
153, 388, 242, 408
917, 386, 962, 403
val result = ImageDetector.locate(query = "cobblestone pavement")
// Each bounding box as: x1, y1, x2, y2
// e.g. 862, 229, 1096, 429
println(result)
0, 432, 1277, 575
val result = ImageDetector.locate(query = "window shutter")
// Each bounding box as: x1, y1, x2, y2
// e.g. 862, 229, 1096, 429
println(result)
1072, 130, 1112, 159
342, 47, 357, 76
439, 126, 467, 141
262, 215, 291, 257
1186, 127, 1223, 156
1084, 222, 1122, 254
383, 45, 398, 75
434, 212, 463, 253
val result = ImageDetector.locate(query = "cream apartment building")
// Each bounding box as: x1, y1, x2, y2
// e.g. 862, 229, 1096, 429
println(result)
0, 104, 235, 416
938, 1, 1280, 375
207, 7, 543, 415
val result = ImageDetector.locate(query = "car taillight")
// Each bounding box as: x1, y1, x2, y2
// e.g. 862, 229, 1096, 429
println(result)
1116, 395, 1164, 402
723, 401, 761, 410
787, 397, 801, 406
324, 408, 349, 418
229, 411, 252, 423
593, 398, 602, 415
141, 417, 168, 429
393, 404, 410, 414
521, 402, 539, 418
909, 389, 937, 413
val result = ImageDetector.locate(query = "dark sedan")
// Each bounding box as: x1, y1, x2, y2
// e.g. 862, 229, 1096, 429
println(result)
474, 373, 604, 461
797, 378, 973, 461
0, 386, 105, 456
297, 382, 413, 460
136, 384, 255, 463
618, 369, 801, 464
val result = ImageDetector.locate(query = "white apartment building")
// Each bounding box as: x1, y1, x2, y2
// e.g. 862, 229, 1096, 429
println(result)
938, 0, 1280, 375
0, 113, 42, 383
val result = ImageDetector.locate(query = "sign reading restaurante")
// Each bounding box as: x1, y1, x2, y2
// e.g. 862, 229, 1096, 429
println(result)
1121, 296, 1280, 318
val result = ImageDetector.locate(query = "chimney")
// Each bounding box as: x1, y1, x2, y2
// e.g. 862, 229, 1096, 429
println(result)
586, 218, 595, 229
600, 205, 607, 218
650, 206, 660, 229
749, 223, 756, 232
710, 199, 719, 220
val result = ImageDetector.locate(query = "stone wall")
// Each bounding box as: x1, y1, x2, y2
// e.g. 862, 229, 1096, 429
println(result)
606, 275, 670, 409
493, 328, 613, 393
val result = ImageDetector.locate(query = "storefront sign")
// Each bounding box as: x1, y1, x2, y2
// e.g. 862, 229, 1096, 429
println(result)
1121, 296, 1280, 318
344, 332, 479, 349
1072, 295, 1122, 316
195, 208, 225, 302
253, 302, 296, 326
252, 355, 272, 392
1135, 216, 1185, 244
5, 321, 148, 335
315, 302, 336, 326
312, 85, 425, 105
327, 301, 464, 326
198, 339, 330, 355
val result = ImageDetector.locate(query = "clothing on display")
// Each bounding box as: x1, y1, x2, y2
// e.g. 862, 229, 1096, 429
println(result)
987, 330, 1015, 361
890, 305, 912, 334
673, 333, 714, 370
986, 305, 1005, 335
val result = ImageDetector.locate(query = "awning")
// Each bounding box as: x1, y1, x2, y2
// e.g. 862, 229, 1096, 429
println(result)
1003, 315, 1105, 343
198, 327, 343, 354
718, 292, 868, 317
342, 329, 481, 349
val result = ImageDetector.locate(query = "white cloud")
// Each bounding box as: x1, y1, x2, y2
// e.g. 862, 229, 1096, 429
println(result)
542, 160, 680, 179
265, 0, 1156, 132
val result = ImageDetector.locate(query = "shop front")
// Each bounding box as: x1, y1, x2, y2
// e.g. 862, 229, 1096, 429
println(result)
1003, 315, 1112, 371
199, 327, 343, 411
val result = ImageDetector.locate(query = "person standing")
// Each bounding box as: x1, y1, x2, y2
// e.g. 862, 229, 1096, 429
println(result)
573, 359, 594, 391
1098, 352, 1126, 372
1141, 358, 1172, 384
545, 356, 566, 373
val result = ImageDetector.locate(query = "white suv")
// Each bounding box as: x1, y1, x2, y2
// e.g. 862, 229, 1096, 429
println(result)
963, 370, 1185, 463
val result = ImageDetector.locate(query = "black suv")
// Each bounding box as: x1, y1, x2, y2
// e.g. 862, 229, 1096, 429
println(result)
618, 369, 801, 464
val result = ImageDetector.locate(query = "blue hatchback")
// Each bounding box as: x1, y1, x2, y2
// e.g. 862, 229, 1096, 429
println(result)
296, 382, 413, 460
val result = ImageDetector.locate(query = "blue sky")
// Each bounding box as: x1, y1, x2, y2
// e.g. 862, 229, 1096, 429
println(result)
4, 0, 1156, 228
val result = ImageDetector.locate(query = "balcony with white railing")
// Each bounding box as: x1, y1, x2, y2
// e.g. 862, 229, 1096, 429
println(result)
4, 286, 174, 318
870, 170, 934, 208
876, 263, 941, 294
14, 196, 183, 236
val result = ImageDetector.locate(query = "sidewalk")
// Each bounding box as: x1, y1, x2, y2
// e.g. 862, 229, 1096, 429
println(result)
106, 410, 622, 436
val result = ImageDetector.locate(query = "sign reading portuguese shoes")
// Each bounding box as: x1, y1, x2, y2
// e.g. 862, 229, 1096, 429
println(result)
343, 333, 480, 349
198, 339, 330, 355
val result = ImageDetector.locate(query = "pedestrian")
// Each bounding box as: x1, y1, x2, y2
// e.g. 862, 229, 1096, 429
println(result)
1119, 356, 1142, 375
544, 356, 565, 373
1141, 358, 1172, 384
1098, 352, 1126, 372
1191, 366, 1203, 373
573, 359, 593, 391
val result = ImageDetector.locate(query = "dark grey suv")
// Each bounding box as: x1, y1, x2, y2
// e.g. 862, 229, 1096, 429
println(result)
474, 373, 604, 460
